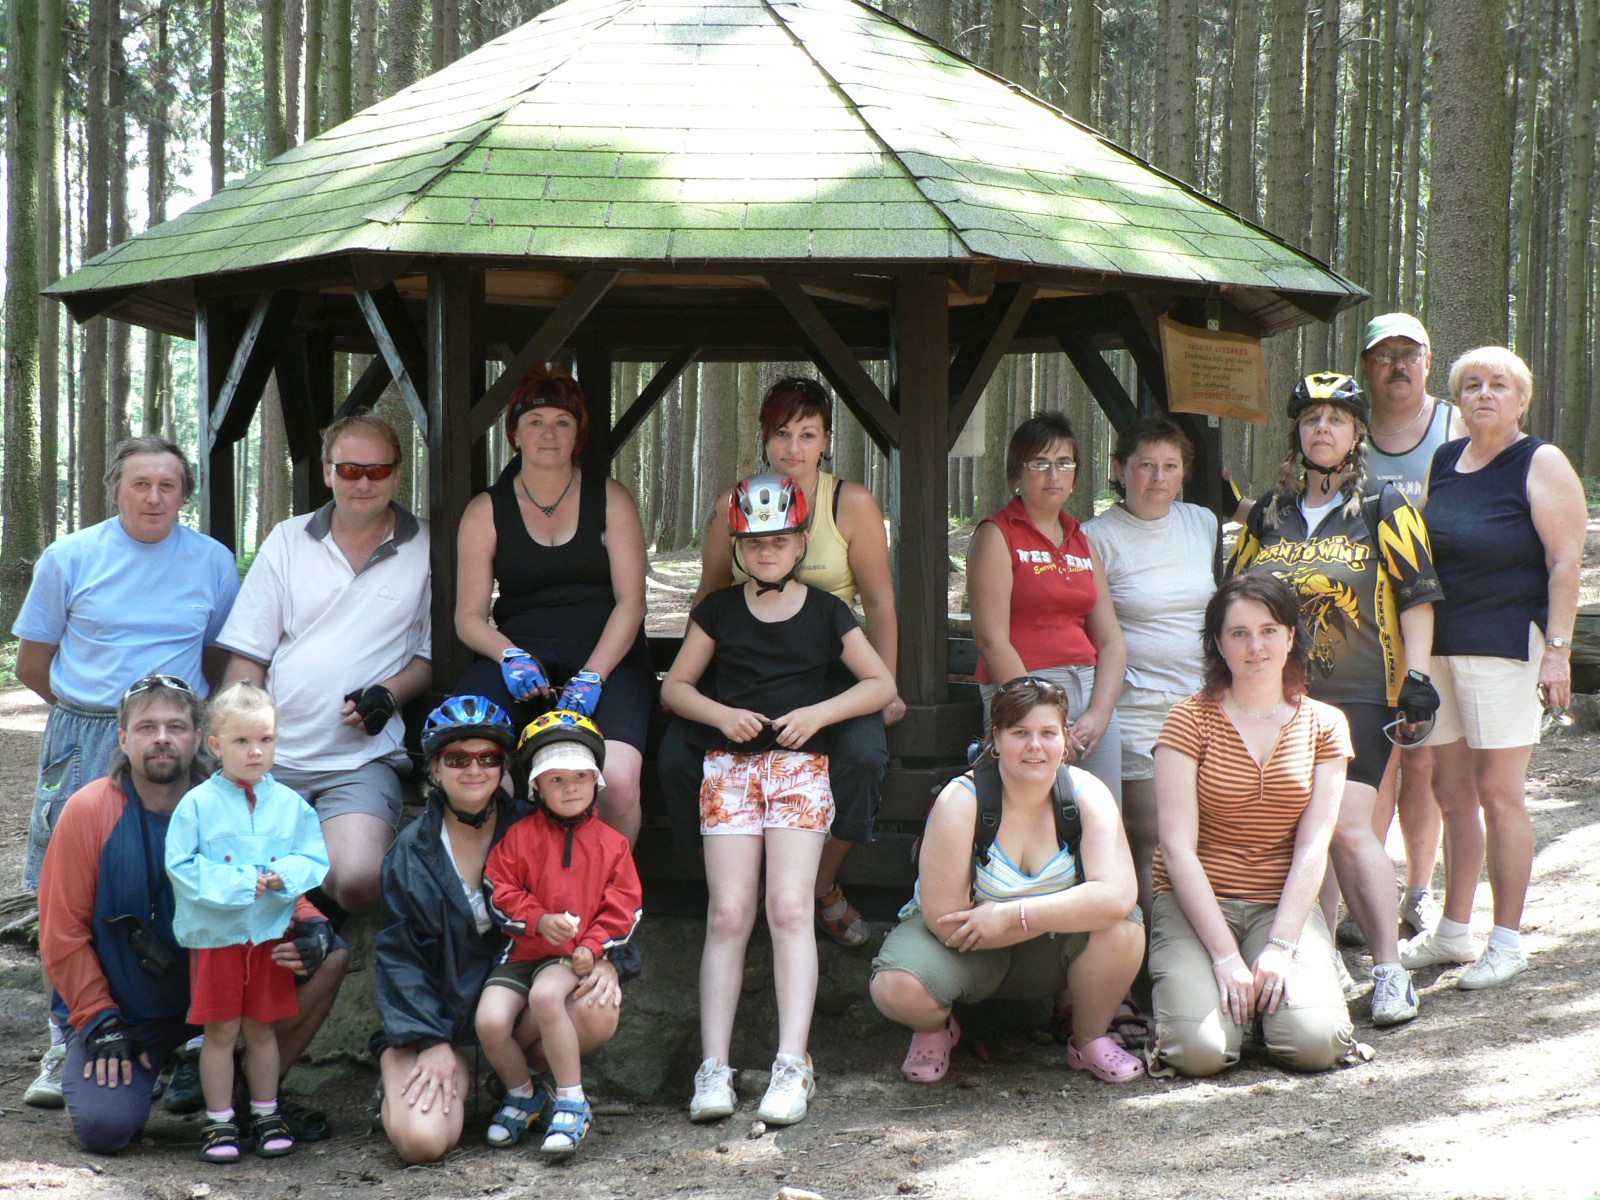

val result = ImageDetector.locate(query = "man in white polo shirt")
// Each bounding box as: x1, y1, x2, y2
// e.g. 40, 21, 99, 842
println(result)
218, 413, 431, 916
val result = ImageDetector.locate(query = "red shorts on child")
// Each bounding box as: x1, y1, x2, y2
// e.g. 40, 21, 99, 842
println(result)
188, 939, 300, 1025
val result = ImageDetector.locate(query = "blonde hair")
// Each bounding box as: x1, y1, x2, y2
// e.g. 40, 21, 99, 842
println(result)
1448, 346, 1534, 404
206, 679, 276, 734
320, 412, 403, 465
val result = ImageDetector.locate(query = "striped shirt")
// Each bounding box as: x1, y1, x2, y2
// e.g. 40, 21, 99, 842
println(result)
1152, 693, 1351, 904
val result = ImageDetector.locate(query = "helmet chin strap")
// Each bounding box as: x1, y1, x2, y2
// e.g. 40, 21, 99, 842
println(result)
733, 538, 807, 595
1299, 436, 1360, 499
445, 795, 494, 828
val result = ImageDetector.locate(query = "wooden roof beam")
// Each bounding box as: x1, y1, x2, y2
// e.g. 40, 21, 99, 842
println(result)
613, 348, 700, 450
946, 281, 1038, 452
207, 290, 301, 448
466, 269, 620, 438
354, 283, 430, 438
1057, 333, 1138, 431
764, 273, 900, 452
333, 355, 394, 421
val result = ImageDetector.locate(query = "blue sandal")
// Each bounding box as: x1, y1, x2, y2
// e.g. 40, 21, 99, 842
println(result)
486, 1084, 553, 1148
540, 1095, 592, 1163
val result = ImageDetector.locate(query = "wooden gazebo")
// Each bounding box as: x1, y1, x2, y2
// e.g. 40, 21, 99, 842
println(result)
49, 0, 1363, 892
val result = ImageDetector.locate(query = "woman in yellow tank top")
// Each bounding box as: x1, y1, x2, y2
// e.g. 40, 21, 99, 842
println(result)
677, 378, 904, 946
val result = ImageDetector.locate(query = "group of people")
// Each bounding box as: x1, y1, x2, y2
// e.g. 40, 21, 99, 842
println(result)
13, 313, 1579, 1161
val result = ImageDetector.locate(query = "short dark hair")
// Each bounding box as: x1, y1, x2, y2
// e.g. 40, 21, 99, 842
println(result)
759, 377, 833, 444
1200, 573, 1309, 699
108, 679, 208, 789
105, 436, 195, 508
504, 365, 589, 454
1005, 412, 1076, 486
978, 675, 1071, 759
1110, 417, 1194, 498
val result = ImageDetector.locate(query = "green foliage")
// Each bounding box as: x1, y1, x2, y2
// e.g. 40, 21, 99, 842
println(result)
0, 639, 18, 691
1584, 476, 1600, 508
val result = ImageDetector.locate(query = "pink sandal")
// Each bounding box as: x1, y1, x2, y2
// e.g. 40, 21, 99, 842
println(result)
901, 1016, 961, 1083
1067, 1034, 1145, 1083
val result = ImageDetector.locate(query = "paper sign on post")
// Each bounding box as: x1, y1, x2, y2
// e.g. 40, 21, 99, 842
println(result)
1158, 315, 1269, 425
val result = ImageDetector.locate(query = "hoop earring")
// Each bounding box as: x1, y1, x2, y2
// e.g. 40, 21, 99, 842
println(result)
988, 744, 1000, 759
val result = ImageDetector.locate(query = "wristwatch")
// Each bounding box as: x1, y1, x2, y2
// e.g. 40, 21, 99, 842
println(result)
1546, 637, 1570, 650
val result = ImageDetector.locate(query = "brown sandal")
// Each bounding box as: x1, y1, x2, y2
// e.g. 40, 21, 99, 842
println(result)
815, 884, 868, 947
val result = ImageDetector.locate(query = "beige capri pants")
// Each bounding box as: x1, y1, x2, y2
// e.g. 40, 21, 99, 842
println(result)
1145, 893, 1356, 1077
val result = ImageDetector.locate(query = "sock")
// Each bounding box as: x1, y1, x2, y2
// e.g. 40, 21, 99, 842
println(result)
507, 1080, 536, 1099
1437, 917, 1470, 940
186, 1034, 205, 1052
488, 1080, 536, 1142
1371, 961, 1403, 976
250, 1099, 278, 1118
555, 1084, 585, 1102
1402, 886, 1429, 901
206, 1107, 234, 1123
1488, 925, 1522, 951
48, 1017, 66, 1048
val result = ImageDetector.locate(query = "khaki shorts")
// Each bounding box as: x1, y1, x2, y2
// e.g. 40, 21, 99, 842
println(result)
1426, 624, 1544, 750
1116, 686, 1190, 781
700, 749, 834, 835
484, 956, 574, 994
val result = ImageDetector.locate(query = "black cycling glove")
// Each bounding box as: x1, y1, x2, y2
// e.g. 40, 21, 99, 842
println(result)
85, 1012, 142, 1070
1397, 670, 1441, 723
288, 916, 337, 975
344, 685, 397, 736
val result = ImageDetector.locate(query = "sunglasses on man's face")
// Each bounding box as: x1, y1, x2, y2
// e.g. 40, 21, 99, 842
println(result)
438, 749, 506, 770
330, 461, 398, 482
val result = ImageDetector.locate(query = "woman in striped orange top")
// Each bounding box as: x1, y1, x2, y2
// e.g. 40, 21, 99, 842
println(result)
1146, 574, 1358, 1076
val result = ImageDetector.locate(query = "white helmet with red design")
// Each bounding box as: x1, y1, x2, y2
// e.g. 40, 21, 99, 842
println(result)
728, 472, 809, 538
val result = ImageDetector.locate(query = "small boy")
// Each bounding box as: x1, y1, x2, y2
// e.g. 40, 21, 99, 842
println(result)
166, 680, 329, 1163
477, 710, 643, 1162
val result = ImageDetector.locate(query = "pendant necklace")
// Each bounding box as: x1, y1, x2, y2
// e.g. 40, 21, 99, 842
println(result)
1228, 691, 1283, 722
519, 470, 576, 518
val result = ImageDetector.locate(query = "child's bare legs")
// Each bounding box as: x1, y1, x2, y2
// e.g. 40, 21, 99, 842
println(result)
764, 827, 827, 1059
200, 1018, 241, 1116
476, 984, 534, 1093
525, 966, 583, 1088
514, 970, 622, 1084
700, 834, 765, 1063
241, 1018, 280, 1104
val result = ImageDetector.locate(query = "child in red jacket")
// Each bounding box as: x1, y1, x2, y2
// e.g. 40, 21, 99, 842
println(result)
478, 711, 642, 1162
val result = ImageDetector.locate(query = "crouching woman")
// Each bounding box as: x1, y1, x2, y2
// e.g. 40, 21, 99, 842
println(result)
1146, 573, 1357, 1076
869, 676, 1145, 1085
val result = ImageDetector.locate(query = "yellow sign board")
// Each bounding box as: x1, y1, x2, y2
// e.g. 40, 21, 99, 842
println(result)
1158, 315, 1269, 425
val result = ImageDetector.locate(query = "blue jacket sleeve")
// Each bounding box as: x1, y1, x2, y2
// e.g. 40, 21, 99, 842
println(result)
270, 791, 330, 898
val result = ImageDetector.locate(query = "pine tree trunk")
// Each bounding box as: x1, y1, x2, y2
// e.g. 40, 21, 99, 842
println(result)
1157, 0, 1198, 184
211, 0, 226, 193
1372, 0, 1399, 313
1222, 0, 1260, 223
356, 0, 380, 107
388, 0, 428, 91
2, 0, 45, 630
1400, 0, 1427, 310
1263, 0, 1306, 455
325, 0, 352, 126
78, 0, 115, 527
107, 29, 131, 447
914, 0, 953, 48
670, 367, 699, 549
433, 0, 460, 69
144, 2, 170, 435
37, 0, 64, 542
1429, 0, 1512, 365
978, 370, 1012, 520
305, 0, 323, 137
1563, 0, 1596, 463
699, 362, 738, 521
1308, 0, 1339, 367
1063, 0, 1095, 123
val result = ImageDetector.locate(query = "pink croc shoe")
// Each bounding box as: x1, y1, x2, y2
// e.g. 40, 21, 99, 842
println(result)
901, 1016, 961, 1083
1067, 1034, 1145, 1083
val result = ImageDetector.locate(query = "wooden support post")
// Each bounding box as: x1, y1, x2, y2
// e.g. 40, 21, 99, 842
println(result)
207, 290, 300, 446
612, 347, 698, 450
333, 355, 392, 421
889, 271, 949, 706
354, 283, 430, 436
277, 330, 336, 515
196, 299, 247, 548
1117, 296, 1169, 416
574, 345, 614, 475
428, 265, 485, 688
1058, 334, 1139, 429
947, 281, 1038, 449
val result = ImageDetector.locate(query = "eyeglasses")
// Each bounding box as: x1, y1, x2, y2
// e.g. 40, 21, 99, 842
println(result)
1367, 349, 1426, 368
1022, 458, 1078, 474
1541, 706, 1574, 737
122, 674, 197, 702
438, 749, 507, 770
1382, 714, 1435, 747
330, 461, 398, 481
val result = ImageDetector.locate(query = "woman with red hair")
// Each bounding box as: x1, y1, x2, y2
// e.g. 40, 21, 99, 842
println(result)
455, 366, 652, 842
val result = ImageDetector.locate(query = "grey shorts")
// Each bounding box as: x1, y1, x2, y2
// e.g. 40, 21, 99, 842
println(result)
27, 702, 121, 891
870, 911, 1092, 1010
270, 758, 407, 827
485, 956, 575, 994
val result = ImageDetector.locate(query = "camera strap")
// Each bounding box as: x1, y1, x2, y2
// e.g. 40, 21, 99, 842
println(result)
123, 778, 168, 923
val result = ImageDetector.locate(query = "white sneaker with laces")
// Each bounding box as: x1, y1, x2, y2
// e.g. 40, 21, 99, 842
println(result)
1370, 965, 1419, 1025
689, 1057, 737, 1123
1400, 927, 1477, 969
1399, 889, 1442, 937
24, 1042, 67, 1108
1457, 944, 1529, 990
757, 1053, 815, 1125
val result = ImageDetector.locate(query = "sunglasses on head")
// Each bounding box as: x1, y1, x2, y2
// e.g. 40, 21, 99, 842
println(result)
438, 749, 506, 770
330, 461, 397, 481
999, 675, 1067, 698
123, 674, 197, 702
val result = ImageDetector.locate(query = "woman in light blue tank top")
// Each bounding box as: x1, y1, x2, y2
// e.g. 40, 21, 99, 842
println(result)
869, 678, 1146, 1085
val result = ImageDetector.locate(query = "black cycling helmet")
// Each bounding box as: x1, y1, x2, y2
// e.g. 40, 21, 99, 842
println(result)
1288, 372, 1369, 426
421, 695, 516, 760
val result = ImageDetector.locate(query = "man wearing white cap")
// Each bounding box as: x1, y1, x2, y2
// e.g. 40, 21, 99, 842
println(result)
1359, 312, 1466, 942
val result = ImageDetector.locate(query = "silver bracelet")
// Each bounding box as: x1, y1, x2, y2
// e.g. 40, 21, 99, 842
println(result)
1266, 936, 1298, 954
1211, 950, 1241, 968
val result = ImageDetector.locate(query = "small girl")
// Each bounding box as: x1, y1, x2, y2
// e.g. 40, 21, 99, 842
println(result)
478, 710, 643, 1161
661, 473, 895, 1126
166, 680, 329, 1164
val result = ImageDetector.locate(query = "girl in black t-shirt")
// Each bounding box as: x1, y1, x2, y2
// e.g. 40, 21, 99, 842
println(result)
662, 473, 895, 1129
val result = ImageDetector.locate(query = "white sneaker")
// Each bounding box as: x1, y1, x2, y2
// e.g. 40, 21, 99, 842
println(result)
1400, 927, 1477, 969
757, 1053, 815, 1125
1399, 889, 1442, 937
689, 1057, 736, 1123
24, 1042, 67, 1108
1370, 965, 1419, 1026
1458, 944, 1529, 990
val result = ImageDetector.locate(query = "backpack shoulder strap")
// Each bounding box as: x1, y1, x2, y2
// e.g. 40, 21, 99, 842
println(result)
972, 757, 1004, 869
1052, 766, 1083, 858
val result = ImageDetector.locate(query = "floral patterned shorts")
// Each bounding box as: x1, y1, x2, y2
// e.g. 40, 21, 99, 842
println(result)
699, 749, 834, 835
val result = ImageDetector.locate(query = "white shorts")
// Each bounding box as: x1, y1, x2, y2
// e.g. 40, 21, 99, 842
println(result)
1115, 685, 1191, 781
1425, 624, 1544, 750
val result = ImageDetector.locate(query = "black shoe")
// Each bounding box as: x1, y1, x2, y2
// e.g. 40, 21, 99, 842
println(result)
366, 1082, 385, 1135
163, 1046, 205, 1114
278, 1096, 332, 1142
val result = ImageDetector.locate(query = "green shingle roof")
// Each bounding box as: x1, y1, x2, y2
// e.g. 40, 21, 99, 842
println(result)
49, 0, 1359, 306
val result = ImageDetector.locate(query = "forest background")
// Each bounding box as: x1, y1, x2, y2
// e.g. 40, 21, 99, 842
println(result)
0, 0, 1596, 633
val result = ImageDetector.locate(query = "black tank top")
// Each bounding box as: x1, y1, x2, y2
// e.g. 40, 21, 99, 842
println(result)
490, 463, 616, 645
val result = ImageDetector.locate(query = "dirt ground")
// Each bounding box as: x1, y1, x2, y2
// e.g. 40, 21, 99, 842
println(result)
1, 531, 1598, 1200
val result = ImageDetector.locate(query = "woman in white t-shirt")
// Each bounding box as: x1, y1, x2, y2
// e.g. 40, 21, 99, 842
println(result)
1084, 418, 1219, 931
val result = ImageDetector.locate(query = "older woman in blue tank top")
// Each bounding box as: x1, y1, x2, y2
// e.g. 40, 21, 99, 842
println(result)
454, 367, 653, 843
1400, 347, 1585, 991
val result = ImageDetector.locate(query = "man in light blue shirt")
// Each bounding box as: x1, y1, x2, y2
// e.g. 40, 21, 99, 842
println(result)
13, 435, 238, 1107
